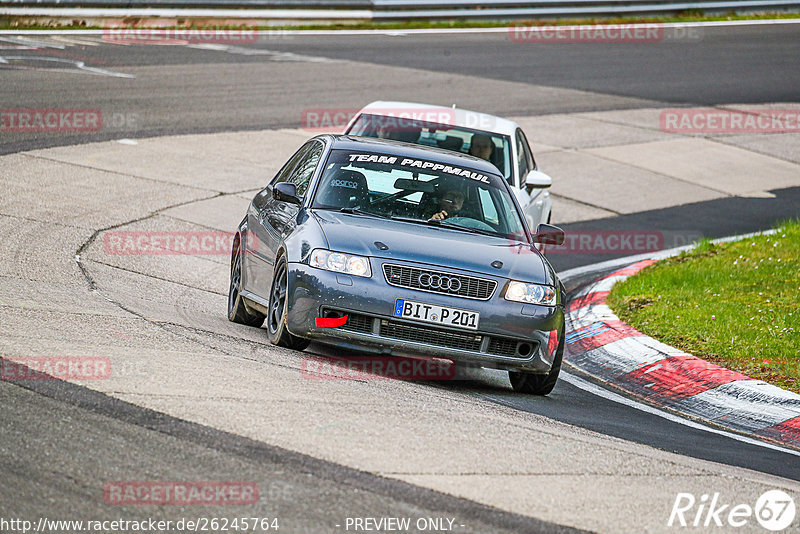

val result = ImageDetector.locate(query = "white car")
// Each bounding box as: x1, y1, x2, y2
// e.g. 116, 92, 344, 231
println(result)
343, 101, 553, 232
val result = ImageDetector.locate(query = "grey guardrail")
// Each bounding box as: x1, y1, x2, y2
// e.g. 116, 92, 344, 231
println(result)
3, 0, 800, 17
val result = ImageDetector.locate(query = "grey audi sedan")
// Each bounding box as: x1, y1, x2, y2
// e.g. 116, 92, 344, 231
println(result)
228, 135, 566, 394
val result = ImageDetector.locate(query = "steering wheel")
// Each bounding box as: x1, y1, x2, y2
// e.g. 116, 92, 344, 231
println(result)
445, 217, 496, 233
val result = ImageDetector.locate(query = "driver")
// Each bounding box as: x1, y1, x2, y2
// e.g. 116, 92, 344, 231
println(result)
468, 133, 494, 161
422, 181, 466, 221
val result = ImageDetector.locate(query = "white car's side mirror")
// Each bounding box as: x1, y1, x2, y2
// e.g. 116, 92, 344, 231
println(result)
525, 170, 552, 193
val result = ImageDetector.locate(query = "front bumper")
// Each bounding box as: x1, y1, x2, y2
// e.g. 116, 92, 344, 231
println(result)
284, 259, 564, 373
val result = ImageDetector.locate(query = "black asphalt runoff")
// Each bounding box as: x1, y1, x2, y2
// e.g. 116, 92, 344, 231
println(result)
477, 375, 800, 482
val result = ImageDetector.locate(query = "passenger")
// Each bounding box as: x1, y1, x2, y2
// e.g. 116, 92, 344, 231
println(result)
468, 133, 494, 161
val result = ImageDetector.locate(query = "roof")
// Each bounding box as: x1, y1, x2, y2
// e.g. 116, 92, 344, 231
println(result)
323, 134, 503, 177
355, 100, 520, 137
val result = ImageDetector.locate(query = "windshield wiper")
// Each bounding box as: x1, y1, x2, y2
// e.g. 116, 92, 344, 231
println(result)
430, 219, 501, 238
390, 215, 430, 225
391, 216, 501, 238
337, 207, 391, 219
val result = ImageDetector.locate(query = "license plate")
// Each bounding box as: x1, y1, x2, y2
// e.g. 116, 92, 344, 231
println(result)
393, 299, 479, 330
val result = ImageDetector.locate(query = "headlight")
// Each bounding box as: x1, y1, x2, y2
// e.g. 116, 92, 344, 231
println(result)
310, 249, 371, 277
504, 281, 556, 306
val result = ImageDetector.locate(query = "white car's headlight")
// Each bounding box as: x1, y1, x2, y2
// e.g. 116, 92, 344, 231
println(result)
310, 249, 371, 278
504, 281, 557, 306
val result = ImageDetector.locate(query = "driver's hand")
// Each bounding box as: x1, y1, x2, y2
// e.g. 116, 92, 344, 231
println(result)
431, 210, 447, 220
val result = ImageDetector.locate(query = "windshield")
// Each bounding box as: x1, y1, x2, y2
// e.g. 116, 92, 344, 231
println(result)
347, 113, 513, 184
311, 149, 527, 241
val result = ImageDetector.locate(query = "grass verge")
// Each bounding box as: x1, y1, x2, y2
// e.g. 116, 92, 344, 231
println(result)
1, 12, 799, 31
607, 220, 800, 394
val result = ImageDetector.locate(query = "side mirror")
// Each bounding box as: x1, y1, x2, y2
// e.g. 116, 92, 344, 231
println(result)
533, 223, 565, 246
273, 182, 302, 206
525, 170, 552, 194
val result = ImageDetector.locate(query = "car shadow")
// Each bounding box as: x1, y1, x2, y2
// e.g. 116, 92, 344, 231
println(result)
304, 341, 517, 393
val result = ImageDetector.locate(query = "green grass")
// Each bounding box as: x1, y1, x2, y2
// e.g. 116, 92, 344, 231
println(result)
607, 220, 800, 394
1, 11, 799, 31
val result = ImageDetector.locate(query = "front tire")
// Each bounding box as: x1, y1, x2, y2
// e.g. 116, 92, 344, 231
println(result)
509, 330, 564, 395
228, 238, 266, 327
266, 255, 310, 351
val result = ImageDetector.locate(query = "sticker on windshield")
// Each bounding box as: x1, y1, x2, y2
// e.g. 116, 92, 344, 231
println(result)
330, 179, 359, 189
347, 153, 491, 184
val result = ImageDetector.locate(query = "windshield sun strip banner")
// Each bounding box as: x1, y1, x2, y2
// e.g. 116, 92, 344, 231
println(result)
342, 152, 497, 185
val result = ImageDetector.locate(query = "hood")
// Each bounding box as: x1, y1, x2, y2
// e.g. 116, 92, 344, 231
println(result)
311, 210, 553, 285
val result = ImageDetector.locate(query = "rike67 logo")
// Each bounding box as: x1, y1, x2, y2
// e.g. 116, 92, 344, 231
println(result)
669, 490, 796, 531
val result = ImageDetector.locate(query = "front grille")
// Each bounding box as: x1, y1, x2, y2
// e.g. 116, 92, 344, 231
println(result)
380, 320, 483, 352
323, 309, 373, 334
325, 308, 535, 359
340, 312, 373, 334
487, 337, 518, 357
382, 264, 497, 300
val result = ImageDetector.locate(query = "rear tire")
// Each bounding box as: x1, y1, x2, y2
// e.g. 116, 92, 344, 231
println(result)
509, 330, 564, 395
267, 255, 310, 351
228, 238, 266, 327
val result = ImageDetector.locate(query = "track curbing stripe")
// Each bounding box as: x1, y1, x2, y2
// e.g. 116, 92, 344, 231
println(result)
563, 254, 800, 451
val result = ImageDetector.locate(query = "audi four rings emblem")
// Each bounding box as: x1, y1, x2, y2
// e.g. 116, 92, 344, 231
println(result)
418, 273, 461, 292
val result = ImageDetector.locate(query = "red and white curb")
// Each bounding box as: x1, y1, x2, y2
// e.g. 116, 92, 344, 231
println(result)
564, 258, 800, 451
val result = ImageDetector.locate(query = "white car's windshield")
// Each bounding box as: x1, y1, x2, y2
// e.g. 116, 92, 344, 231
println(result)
347, 113, 513, 183
312, 149, 527, 242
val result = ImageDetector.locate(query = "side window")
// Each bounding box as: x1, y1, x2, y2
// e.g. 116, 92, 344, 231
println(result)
288, 141, 323, 196
517, 129, 536, 170
477, 187, 499, 225
272, 143, 313, 187
515, 129, 532, 182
